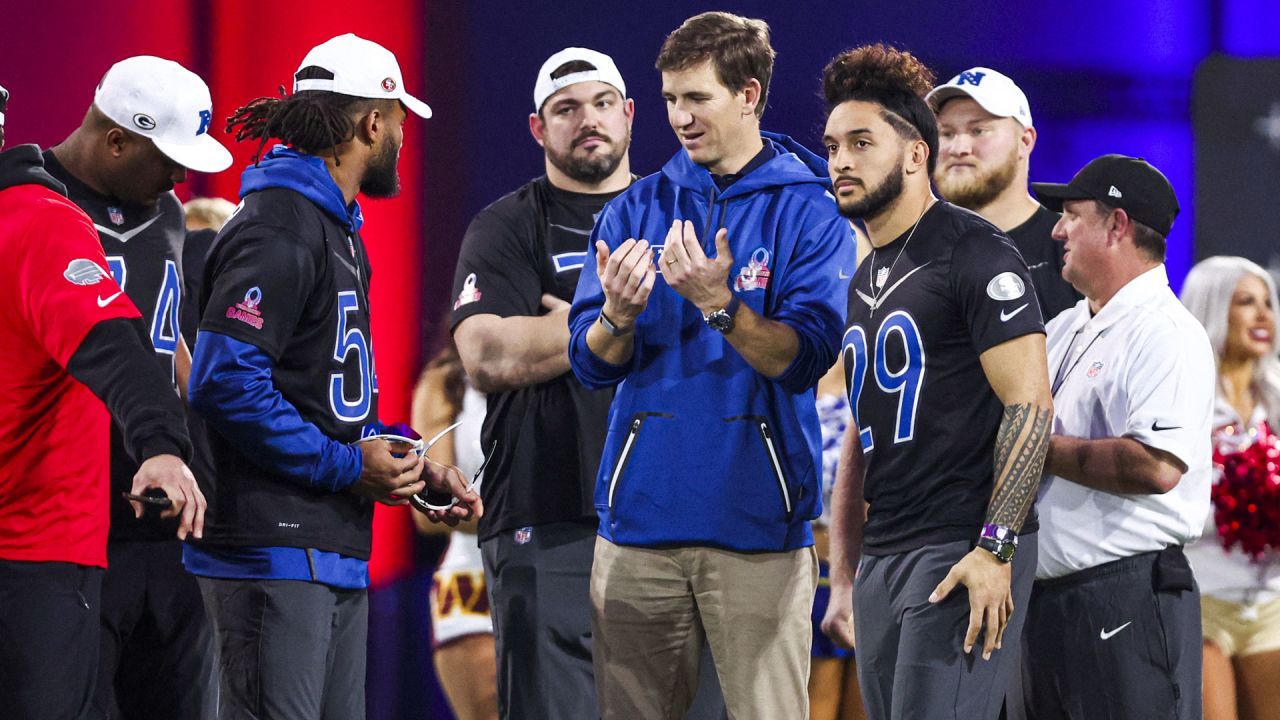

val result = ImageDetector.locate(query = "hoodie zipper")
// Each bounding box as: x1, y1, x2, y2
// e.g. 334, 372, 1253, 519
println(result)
757, 421, 793, 516
607, 412, 673, 513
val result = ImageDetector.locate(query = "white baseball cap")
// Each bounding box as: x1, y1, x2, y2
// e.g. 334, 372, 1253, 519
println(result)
926, 67, 1033, 128
294, 34, 432, 119
94, 56, 233, 173
533, 47, 627, 112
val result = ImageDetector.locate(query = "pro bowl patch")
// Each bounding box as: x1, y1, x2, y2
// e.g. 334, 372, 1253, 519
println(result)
226, 286, 264, 329
734, 247, 772, 292
454, 273, 482, 309
64, 258, 109, 285
986, 272, 1026, 301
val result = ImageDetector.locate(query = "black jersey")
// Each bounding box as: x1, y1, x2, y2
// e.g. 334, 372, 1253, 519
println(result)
1006, 205, 1081, 322
450, 177, 623, 540
43, 151, 187, 543
845, 202, 1044, 556
196, 187, 378, 558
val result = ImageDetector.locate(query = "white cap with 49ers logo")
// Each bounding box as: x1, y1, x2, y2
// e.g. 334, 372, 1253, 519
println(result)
294, 33, 432, 119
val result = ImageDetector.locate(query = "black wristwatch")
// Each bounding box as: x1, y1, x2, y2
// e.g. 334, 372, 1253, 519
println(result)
976, 523, 1018, 563
702, 294, 741, 334
598, 311, 632, 337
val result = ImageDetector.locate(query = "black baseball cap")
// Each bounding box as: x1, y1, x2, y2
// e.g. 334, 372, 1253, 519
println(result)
1032, 154, 1179, 236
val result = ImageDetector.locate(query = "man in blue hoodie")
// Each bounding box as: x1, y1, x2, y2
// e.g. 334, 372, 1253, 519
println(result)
568, 12, 855, 719
186, 35, 480, 719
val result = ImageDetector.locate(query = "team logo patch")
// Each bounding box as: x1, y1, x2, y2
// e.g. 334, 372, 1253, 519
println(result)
514, 527, 533, 545
1087, 361, 1104, 378
734, 248, 773, 292
63, 258, 109, 286
132, 113, 157, 131
226, 286, 264, 329
454, 273, 482, 309
381, 77, 397, 93
108, 206, 125, 226
986, 272, 1026, 301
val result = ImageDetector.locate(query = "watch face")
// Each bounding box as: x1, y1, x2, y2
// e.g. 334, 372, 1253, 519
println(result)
707, 310, 733, 332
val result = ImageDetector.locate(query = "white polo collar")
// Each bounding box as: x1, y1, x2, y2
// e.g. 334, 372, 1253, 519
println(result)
1071, 264, 1170, 334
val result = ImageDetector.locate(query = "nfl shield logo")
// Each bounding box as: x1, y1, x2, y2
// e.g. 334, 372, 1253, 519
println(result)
1087, 361, 1104, 378
514, 527, 533, 545
108, 206, 124, 226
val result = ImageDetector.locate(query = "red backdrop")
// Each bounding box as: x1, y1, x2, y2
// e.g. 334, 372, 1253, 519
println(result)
3, 0, 427, 586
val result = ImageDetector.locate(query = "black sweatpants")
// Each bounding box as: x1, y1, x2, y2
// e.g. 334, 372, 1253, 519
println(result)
95, 541, 216, 719
199, 576, 368, 720
1022, 547, 1202, 720
0, 559, 103, 720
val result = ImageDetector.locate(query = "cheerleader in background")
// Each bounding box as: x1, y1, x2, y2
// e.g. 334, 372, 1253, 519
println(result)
411, 338, 498, 720
1181, 256, 1280, 720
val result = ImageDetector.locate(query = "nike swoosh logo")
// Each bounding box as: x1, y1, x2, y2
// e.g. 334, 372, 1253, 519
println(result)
97, 290, 123, 307
1151, 421, 1182, 431
1026, 261, 1050, 270
1099, 622, 1132, 640
838, 269, 851, 280
856, 262, 932, 310
1000, 303, 1029, 322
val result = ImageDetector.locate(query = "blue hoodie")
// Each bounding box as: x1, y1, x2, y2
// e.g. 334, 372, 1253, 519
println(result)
568, 133, 855, 552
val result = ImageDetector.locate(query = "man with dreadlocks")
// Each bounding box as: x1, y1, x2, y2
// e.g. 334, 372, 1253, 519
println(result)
185, 34, 481, 719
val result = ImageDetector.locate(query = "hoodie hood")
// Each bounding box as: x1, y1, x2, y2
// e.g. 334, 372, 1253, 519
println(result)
660, 131, 832, 200
0, 144, 68, 196
239, 145, 363, 233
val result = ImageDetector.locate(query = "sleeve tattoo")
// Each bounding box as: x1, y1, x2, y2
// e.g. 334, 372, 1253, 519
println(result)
986, 402, 1053, 531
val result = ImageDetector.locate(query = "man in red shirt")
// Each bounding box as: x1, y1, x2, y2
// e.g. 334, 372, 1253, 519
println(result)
0, 84, 206, 720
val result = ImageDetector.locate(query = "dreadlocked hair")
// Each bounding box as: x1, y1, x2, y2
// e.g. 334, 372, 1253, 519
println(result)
225, 66, 378, 165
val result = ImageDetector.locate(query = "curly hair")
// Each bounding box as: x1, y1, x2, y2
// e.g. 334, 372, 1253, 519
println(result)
821, 44, 939, 173
656, 11, 775, 119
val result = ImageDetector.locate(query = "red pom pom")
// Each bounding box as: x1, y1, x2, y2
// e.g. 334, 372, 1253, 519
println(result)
1212, 422, 1280, 562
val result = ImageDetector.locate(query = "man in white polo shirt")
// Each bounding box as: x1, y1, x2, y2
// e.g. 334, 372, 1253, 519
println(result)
1022, 154, 1214, 720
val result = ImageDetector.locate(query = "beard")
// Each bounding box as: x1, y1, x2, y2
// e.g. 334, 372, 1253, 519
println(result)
360, 137, 401, 199
546, 127, 630, 185
934, 143, 1018, 210
837, 155, 905, 221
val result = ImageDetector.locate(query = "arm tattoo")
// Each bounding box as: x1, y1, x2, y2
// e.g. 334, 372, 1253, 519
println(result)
986, 402, 1053, 531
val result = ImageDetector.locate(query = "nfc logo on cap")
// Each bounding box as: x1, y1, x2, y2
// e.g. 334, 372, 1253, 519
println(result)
957, 71, 987, 87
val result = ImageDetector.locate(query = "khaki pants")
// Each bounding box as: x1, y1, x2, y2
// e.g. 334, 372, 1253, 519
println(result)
591, 537, 817, 720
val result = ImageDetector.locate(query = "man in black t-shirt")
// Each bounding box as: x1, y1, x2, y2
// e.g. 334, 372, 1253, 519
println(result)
928, 67, 1080, 322
818, 47, 1055, 720
44, 56, 233, 720
449, 48, 635, 719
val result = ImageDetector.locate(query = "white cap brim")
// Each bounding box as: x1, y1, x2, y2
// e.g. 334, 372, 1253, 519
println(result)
401, 92, 432, 119
154, 133, 234, 173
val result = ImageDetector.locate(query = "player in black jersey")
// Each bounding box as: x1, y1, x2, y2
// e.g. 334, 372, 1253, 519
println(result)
817, 46, 1054, 720
186, 35, 478, 719
44, 56, 232, 720
450, 47, 723, 720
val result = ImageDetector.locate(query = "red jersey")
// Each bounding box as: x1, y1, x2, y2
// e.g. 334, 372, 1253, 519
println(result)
0, 180, 141, 566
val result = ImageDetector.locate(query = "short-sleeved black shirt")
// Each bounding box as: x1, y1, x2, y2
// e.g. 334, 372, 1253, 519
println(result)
450, 177, 623, 540
44, 151, 187, 542
1006, 205, 1081, 322
844, 202, 1044, 555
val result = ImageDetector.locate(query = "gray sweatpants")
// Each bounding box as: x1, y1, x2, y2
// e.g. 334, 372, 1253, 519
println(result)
854, 534, 1038, 720
198, 577, 367, 720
